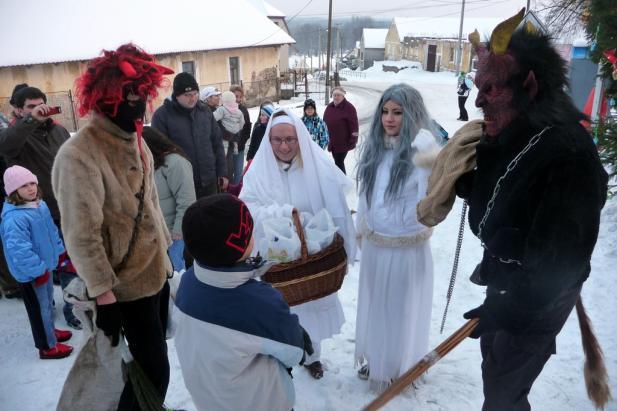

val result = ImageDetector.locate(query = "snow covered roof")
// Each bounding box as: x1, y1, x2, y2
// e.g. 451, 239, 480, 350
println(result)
362, 29, 389, 49
264, 1, 286, 17
0, 0, 295, 68
393, 17, 502, 41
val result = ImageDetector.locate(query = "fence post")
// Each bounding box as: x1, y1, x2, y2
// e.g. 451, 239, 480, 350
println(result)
305, 72, 309, 99
67, 89, 78, 132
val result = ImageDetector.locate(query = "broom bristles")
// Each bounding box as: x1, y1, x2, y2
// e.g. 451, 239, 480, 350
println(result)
576, 297, 612, 410
126, 361, 166, 411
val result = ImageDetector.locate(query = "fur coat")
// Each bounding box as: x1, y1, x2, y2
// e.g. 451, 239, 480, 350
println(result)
456, 118, 608, 335
52, 115, 172, 302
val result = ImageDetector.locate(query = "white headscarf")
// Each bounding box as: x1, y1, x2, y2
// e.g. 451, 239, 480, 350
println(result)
241, 107, 356, 260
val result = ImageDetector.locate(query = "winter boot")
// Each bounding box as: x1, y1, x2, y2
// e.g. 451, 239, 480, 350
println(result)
39, 343, 73, 359
66, 316, 82, 330
358, 364, 370, 380
54, 329, 73, 343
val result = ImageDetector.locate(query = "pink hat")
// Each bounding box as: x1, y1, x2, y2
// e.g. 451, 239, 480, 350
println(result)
3, 165, 38, 196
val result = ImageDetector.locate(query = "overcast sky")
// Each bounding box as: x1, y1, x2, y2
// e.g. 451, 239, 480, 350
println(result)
266, 0, 538, 20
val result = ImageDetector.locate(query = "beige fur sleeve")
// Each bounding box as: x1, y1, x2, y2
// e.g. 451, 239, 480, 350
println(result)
52, 143, 118, 298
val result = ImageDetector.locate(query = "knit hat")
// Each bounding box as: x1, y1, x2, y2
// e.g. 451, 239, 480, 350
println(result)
183, 194, 254, 267
173, 72, 199, 97
221, 91, 236, 105
303, 98, 316, 111
200, 86, 222, 101
260, 104, 274, 117
3, 165, 38, 196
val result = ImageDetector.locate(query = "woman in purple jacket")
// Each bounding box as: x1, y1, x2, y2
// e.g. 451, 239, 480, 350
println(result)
323, 87, 359, 174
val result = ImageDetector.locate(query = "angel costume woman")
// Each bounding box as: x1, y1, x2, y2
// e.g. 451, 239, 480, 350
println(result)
355, 83, 440, 389
240, 107, 356, 379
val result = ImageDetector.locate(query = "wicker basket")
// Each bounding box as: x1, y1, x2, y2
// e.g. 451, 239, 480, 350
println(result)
262, 209, 348, 306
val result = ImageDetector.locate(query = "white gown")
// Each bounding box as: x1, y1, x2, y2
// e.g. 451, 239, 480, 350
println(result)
355, 134, 436, 385
243, 159, 346, 350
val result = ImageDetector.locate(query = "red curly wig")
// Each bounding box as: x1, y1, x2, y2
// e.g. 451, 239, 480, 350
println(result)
75, 43, 173, 118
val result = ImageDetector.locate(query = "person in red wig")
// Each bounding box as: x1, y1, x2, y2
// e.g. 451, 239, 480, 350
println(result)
52, 43, 176, 410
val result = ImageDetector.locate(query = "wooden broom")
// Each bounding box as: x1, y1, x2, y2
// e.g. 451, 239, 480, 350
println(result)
362, 318, 479, 411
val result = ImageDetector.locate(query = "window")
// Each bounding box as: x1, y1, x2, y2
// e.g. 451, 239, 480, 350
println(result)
182, 61, 195, 77
229, 57, 240, 85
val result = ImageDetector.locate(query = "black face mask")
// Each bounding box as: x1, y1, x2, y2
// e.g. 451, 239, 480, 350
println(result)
109, 99, 146, 132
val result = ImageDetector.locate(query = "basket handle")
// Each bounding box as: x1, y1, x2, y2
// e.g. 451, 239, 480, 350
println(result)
291, 208, 309, 262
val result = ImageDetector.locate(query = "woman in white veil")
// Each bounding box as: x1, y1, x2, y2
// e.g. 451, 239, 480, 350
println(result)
240, 107, 356, 379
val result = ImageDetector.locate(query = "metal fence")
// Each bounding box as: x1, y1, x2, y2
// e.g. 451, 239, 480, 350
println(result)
199, 77, 281, 108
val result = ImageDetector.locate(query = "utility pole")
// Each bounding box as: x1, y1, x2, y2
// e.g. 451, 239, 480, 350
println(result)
318, 30, 322, 71
454, 0, 466, 76
338, 24, 342, 71
325, 0, 333, 105
526, 0, 530, 11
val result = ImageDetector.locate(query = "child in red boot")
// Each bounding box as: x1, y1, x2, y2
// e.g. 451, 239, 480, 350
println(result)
0, 165, 73, 359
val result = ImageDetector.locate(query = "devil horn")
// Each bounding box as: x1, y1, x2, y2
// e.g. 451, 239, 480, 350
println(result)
118, 60, 138, 78
490, 8, 526, 55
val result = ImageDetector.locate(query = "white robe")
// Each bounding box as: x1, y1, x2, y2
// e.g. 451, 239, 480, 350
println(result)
355, 130, 438, 385
240, 107, 356, 355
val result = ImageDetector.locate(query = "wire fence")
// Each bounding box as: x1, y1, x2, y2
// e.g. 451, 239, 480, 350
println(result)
0, 90, 81, 132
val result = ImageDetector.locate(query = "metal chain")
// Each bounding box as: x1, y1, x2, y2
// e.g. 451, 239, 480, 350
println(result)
476, 126, 552, 266
440, 201, 468, 334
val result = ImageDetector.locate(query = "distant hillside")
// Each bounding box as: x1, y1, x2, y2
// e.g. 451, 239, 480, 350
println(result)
288, 16, 390, 55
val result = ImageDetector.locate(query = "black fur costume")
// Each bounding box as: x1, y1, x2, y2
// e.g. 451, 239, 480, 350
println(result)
456, 30, 608, 410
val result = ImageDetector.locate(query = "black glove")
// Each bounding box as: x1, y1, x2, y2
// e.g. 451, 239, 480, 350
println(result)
463, 305, 499, 339
96, 303, 122, 347
299, 326, 314, 365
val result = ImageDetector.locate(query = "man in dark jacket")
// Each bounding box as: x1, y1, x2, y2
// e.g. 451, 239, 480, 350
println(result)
456, 12, 608, 410
152, 73, 228, 198
230, 85, 252, 184
0, 86, 69, 221
0, 86, 80, 323
323, 87, 359, 174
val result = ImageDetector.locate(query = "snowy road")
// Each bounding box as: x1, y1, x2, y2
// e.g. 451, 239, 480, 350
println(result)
1, 70, 615, 410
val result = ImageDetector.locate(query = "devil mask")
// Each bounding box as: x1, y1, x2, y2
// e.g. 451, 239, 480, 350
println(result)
109, 96, 147, 133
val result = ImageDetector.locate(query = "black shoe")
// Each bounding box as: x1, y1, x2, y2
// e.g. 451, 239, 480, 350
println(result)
4, 289, 22, 299
358, 364, 370, 380
66, 316, 82, 330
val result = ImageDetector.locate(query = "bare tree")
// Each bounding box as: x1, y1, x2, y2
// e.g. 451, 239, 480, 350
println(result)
537, 0, 588, 37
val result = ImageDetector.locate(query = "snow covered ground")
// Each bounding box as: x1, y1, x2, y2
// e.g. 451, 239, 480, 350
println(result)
1, 66, 616, 411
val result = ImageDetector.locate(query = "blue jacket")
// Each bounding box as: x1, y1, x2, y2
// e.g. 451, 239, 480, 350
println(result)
0, 200, 64, 283
302, 115, 329, 149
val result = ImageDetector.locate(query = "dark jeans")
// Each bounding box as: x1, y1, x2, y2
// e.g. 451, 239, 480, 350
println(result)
53, 219, 77, 322
195, 180, 219, 199
332, 151, 348, 175
0, 242, 19, 294
479, 284, 581, 411
458, 96, 469, 121
58, 270, 79, 321
117, 283, 170, 411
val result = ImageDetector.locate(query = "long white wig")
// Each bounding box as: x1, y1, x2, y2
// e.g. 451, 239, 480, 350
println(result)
357, 83, 435, 206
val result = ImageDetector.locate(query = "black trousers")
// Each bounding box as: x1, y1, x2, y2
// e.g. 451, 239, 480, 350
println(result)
479, 284, 581, 411
332, 151, 348, 175
458, 96, 469, 120
117, 283, 170, 411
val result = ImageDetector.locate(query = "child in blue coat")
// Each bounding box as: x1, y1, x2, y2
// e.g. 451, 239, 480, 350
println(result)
0, 165, 73, 359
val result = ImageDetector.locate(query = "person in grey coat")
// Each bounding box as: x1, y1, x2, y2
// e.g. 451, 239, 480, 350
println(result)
151, 73, 228, 198
142, 127, 196, 272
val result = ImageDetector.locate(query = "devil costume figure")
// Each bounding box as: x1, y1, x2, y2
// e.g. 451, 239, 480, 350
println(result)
455, 11, 609, 411
53, 44, 175, 410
